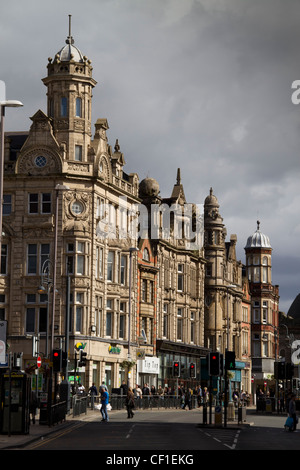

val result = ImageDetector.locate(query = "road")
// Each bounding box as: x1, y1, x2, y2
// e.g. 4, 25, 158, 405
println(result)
25, 407, 298, 455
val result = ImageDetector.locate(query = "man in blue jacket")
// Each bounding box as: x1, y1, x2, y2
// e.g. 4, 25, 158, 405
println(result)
100, 386, 109, 422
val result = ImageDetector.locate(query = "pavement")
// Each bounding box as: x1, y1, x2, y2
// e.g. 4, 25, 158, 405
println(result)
0, 405, 287, 450
0, 408, 101, 450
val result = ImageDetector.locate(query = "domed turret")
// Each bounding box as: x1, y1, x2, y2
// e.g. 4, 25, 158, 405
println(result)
245, 221, 271, 249
52, 15, 85, 63
56, 37, 84, 63
139, 177, 160, 199
204, 187, 219, 208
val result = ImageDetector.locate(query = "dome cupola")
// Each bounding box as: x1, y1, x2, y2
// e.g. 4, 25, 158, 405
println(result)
245, 221, 272, 249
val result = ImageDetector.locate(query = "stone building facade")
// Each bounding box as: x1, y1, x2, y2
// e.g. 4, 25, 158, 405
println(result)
1, 29, 141, 390
1, 24, 282, 399
244, 222, 280, 393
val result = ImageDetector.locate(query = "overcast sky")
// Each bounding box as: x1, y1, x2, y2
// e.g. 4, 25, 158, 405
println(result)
0, 0, 299, 314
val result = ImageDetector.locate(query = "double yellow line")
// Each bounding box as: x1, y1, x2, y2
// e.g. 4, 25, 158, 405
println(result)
27, 422, 86, 449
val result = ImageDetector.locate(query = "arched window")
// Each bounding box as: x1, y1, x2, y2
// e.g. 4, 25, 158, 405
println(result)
143, 248, 150, 261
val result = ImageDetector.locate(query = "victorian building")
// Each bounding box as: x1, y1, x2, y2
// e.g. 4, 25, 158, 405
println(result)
244, 222, 280, 393
1, 23, 281, 400
136, 171, 208, 390
1, 27, 141, 391
203, 188, 251, 392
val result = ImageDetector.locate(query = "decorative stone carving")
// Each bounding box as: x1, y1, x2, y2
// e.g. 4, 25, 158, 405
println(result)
16, 148, 62, 175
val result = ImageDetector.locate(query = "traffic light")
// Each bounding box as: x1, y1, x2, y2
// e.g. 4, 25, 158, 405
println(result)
79, 349, 87, 367
219, 353, 224, 376
286, 363, 294, 380
208, 352, 221, 376
274, 361, 285, 380
173, 361, 180, 377
53, 348, 62, 372
62, 351, 68, 369
190, 362, 196, 378
225, 351, 235, 370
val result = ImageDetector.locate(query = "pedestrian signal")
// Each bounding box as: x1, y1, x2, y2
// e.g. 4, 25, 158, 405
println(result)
225, 351, 235, 370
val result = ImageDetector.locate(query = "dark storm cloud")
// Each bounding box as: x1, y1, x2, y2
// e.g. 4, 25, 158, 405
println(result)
0, 0, 299, 311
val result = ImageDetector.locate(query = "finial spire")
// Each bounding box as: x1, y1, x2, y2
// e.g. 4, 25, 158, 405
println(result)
257, 220, 260, 231
176, 168, 181, 185
66, 14, 74, 45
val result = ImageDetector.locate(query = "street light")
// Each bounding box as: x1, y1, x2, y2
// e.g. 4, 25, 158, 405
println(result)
226, 284, 237, 350
51, 184, 70, 354
127, 247, 138, 387
224, 283, 237, 428
0, 99, 23, 257
38, 259, 54, 358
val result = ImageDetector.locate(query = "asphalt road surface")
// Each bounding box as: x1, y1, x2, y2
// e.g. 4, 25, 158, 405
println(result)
26, 408, 298, 455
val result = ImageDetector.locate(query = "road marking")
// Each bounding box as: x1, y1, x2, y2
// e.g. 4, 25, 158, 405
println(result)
126, 424, 136, 439
199, 428, 241, 450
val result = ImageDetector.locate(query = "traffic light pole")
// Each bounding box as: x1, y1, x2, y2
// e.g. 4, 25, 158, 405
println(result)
224, 366, 228, 428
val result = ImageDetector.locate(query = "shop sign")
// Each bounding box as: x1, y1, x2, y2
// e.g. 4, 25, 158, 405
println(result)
108, 345, 121, 354
138, 356, 160, 374
137, 349, 145, 359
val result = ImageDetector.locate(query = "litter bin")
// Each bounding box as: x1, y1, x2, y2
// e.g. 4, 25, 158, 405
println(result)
228, 402, 235, 420
238, 406, 246, 423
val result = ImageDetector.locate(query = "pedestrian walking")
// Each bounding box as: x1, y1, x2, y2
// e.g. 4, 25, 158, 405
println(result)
288, 393, 297, 431
196, 385, 202, 407
157, 385, 164, 399
184, 388, 192, 410
125, 387, 135, 418
89, 383, 98, 409
203, 387, 209, 405
29, 390, 38, 424
100, 386, 109, 422
100, 381, 107, 392
120, 380, 128, 396
77, 383, 85, 396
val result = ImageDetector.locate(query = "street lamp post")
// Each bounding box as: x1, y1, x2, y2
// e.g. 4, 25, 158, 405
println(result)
51, 184, 70, 354
224, 283, 237, 428
38, 259, 53, 358
0, 100, 23, 257
127, 247, 138, 387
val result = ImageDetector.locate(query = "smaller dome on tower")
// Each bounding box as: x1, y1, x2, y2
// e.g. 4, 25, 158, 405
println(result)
54, 15, 85, 63
56, 36, 84, 63
139, 177, 160, 198
204, 187, 219, 207
245, 221, 272, 249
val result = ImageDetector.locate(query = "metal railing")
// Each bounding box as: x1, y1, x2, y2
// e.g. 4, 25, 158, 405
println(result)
88, 394, 201, 410
72, 395, 88, 417
49, 401, 67, 426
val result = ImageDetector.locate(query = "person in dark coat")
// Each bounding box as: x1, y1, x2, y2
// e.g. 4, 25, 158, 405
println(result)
125, 387, 135, 418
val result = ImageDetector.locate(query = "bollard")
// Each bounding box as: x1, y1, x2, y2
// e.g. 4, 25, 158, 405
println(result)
203, 404, 207, 424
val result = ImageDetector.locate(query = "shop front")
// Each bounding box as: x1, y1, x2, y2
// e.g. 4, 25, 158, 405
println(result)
137, 356, 160, 389
156, 340, 209, 393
